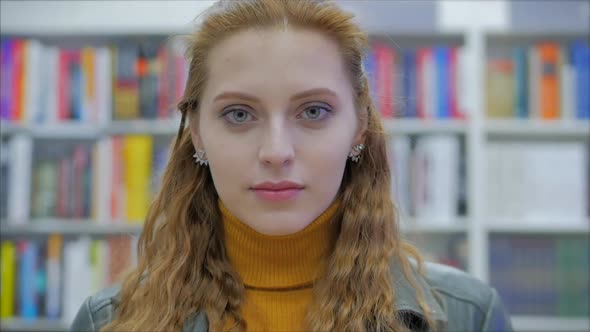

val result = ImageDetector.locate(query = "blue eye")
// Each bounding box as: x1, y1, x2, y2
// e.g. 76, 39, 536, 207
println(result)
222, 108, 254, 124
300, 105, 331, 120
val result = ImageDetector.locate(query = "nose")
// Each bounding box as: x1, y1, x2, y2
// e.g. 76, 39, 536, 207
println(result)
258, 119, 295, 168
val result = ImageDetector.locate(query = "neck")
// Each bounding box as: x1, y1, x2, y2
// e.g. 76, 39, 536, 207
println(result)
219, 200, 340, 289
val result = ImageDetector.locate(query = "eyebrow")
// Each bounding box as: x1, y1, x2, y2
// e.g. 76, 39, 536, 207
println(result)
212, 88, 339, 103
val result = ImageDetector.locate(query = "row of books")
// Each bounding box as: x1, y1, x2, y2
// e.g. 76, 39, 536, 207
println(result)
0, 236, 136, 325
486, 142, 588, 224
1, 135, 171, 223
365, 43, 467, 120
31, 143, 94, 219
388, 135, 467, 224
490, 236, 589, 317
0, 38, 188, 124
486, 40, 590, 120
3, 235, 587, 325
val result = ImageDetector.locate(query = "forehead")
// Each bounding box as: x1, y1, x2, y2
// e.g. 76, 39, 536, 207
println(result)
203, 28, 352, 100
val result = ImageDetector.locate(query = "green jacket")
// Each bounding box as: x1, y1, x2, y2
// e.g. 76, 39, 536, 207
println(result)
70, 261, 513, 332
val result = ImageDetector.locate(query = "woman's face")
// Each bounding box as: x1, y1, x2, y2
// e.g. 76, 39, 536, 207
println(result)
191, 28, 364, 236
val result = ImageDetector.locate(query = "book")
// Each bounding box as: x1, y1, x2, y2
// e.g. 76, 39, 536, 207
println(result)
123, 135, 153, 222
7, 136, 32, 224
512, 47, 529, 119
537, 43, 561, 120
46, 235, 62, 319
0, 39, 13, 120
0, 141, 9, 220
18, 240, 38, 319
388, 135, 412, 220
401, 49, 417, 118
112, 45, 139, 120
411, 135, 460, 224
486, 58, 514, 118
572, 40, 590, 119
374, 43, 394, 118
434, 46, 450, 119
0, 241, 16, 318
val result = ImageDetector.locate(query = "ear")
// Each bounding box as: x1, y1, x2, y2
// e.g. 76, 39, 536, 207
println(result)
188, 112, 203, 152
353, 107, 369, 146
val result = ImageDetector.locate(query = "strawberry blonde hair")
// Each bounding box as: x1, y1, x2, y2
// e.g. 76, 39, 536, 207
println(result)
103, 1, 437, 331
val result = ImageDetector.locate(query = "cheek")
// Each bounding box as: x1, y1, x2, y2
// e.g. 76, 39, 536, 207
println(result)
302, 127, 352, 183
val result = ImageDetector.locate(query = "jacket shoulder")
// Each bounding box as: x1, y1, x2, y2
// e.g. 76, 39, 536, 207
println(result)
70, 285, 121, 332
421, 262, 513, 332
423, 262, 491, 310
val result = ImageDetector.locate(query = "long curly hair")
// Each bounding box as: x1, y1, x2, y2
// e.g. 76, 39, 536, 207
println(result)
103, 1, 437, 331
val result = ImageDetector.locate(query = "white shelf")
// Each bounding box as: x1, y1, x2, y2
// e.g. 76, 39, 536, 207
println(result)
383, 118, 468, 135
0, 318, 67, 332
512, 316, 590, 332
1, 119, 467, 138
29, 124, 102, 140
400, 218, 469, 234
0, 219, 143, 236
106, 119, 178, 136
0, 120, 180, 139
486, 119, 590, 140
487, 219, 590, 234
0, 122, 27, 137
0, 1, 214, 36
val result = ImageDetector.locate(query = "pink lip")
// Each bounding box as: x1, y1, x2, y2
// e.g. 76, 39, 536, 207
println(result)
251, 181, 304, 202
252, 188, 303, 201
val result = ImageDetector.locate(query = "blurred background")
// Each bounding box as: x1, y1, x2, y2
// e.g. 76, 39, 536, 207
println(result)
0, 1, 588, 331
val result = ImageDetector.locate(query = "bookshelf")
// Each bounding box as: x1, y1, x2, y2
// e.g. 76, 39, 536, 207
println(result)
1, 221, 143, 237
1, 1, 589, 332
0, 318, 67, 332
487, 220, 590, 235
511, 316, 590, 332
486, 119, 590, 139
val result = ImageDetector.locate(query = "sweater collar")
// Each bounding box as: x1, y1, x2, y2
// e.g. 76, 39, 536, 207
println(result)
219, 199, 340, 290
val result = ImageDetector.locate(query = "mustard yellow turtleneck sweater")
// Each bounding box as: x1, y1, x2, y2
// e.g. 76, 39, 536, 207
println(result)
219, 200, 340, 332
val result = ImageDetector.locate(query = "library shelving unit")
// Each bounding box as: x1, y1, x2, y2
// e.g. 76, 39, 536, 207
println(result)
1, 1, 589, 332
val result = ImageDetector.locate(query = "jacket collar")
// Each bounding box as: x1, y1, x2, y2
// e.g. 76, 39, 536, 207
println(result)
183, 258, 447, 331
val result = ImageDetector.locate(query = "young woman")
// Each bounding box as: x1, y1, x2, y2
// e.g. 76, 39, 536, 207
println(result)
71, 1, 512, 331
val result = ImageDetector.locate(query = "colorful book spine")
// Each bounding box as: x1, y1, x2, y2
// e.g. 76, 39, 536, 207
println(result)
123, 135, 153, 222
11, 39, 25, 122
1, 241, 16, 318
449, 47, 462, 119
572, 41, 590, 119
434, 46, 450, 119
513, 47, 529, 119
374, 43, 394, 118
113, 45, 139, 120
157, 46, 170, 118
18, 241, 38, 319
537, 43, 561, 120
46, 235, 62, 319
81, 47, 96, 122
402, 49, 417, 118
0, 39, 13, 120
364, 47, 376, 109
415, 48, 429, 119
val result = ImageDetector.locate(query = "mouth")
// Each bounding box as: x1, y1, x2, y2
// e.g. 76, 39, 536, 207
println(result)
250, 181, 304, 202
